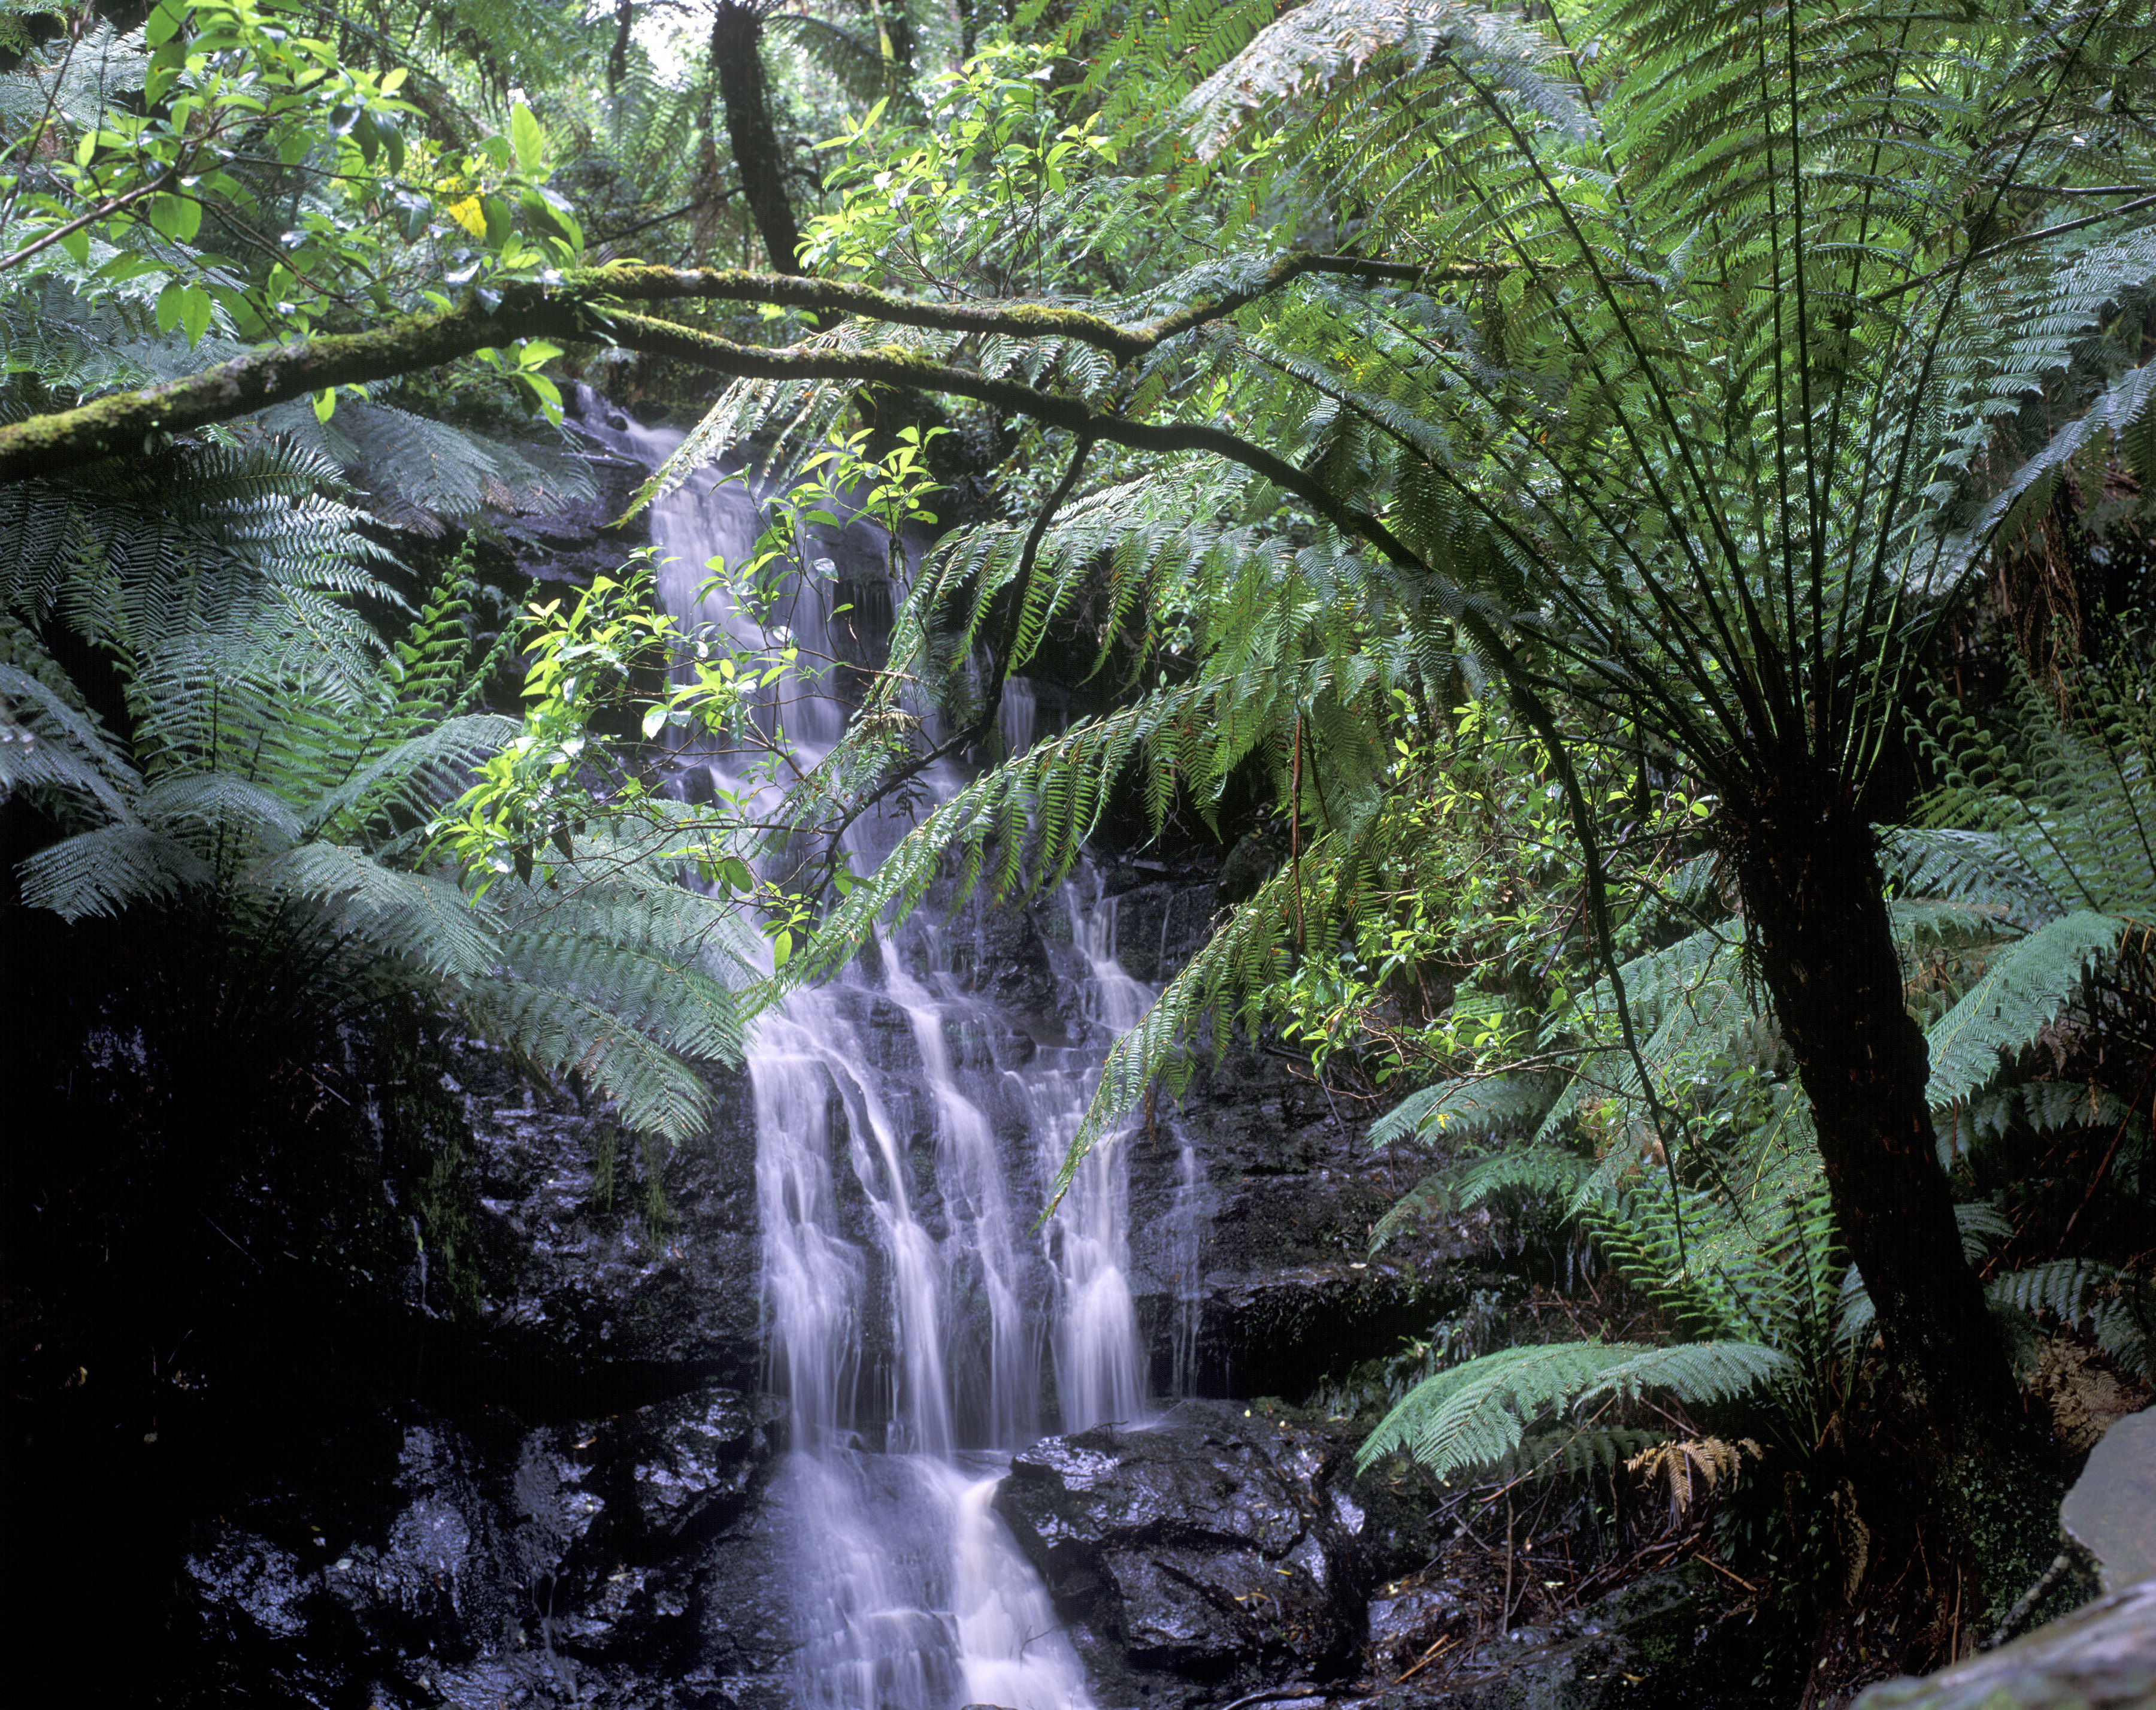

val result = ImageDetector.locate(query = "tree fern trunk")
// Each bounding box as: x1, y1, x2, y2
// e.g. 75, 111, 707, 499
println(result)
1734, 774, 2058, 1616
709, 2, 804, 276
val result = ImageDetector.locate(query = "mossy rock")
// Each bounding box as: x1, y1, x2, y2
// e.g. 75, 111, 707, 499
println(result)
1850, 1581, 2156, 1710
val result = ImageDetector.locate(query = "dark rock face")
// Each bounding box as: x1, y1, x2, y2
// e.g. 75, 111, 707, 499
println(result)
143, 1039, 797, 1710
181, 1385, 791, 1710
451, 1040, 765, 1394
995, 1402, 1373, 1705
1104, 874, 1504, 1407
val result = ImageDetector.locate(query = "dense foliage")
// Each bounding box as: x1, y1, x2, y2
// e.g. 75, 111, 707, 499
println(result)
5, 0, 2156, 1694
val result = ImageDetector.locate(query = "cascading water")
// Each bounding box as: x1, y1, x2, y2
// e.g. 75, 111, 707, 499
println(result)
597, 401, 1165, 1709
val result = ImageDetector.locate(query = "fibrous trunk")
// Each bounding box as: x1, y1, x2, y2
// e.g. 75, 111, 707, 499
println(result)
1733, 774, 2058, 1615
710, 1, 804, 275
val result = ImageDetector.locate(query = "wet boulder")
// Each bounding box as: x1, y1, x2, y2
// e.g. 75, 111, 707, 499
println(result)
994, 1402, 1370, 1705
1847, 1579, 2156, 1710
604, 1387, 779, 1550
179, 1387, 788, 1710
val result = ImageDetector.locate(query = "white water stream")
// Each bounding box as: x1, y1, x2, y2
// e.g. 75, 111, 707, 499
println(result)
602, 406, 1168, 1709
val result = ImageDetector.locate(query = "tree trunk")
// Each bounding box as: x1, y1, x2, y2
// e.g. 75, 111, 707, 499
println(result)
710, 1, 806, 276
1733, 773, 2060, 1616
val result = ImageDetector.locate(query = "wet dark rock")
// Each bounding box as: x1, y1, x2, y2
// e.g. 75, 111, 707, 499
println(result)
452, 1039, 764, 1393
180, 1384, 788, 1709
1216, 833, 1282, 906
995, 1402, 1371, 1705
1120, 1009, 1501, 1405
1104, 877, 1217, 987
608, 1388, 776, 1548
1342, 1563, 1767, 1709
951, 892, 1063, 1020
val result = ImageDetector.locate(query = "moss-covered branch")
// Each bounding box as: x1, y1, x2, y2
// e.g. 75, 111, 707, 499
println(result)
0, 254, 1503, 485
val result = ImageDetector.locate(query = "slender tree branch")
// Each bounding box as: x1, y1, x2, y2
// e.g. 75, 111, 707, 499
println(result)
0, 164, 184, 276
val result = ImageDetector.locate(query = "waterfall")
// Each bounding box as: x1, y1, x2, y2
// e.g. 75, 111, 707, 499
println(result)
1163, 1131, 1215, 1402
607, 407, 1158, 1709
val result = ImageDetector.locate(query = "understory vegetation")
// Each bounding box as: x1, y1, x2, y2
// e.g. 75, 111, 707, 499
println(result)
5, 0, 2155, 1702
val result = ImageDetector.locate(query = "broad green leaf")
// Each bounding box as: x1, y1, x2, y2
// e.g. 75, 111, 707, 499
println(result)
510, 102, 546, 177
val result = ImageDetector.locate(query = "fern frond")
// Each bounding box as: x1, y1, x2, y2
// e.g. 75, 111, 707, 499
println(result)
459, 975, 714, 1142
142, 771, 305, 849
301, 715, 519, 842
1368, 1074, 1563, 1149
0, 656, 137, 821
17, 821, 213, 919
493, 929, 740, 1064
1626, 1435, 1763, 1526
1359, 1337, 1789, 1481
1989, 1259, 2156, 1384
249, 845, 496, 980
1924, 910, 2130, 1110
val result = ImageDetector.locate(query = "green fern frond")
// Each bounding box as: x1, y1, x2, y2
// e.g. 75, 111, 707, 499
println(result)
1495, 1425, 1669, 1483
142, 771, 305, 849
459, 975, 714, 1142
1924, 910, 2130, 1110
1453, 1143, 1597, 1213
0, 656, 137, 821
1358, 1337, 1789, 1481
493, 930, 740, 1064
1988, 1259, 2156, 1384
1936, 1077, 2148, 1173
302, 715, 520, 843
250, 844, 496, 980
17, 821, 214, 919
1368, 1073, 1562, 1149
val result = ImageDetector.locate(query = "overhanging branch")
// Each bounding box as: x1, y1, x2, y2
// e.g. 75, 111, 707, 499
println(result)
0, 254, 1505, 485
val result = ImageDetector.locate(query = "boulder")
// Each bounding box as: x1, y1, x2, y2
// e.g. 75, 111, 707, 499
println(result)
994, 1402, 1370, 1705
1850, 1580, 2156, 1710
180, 1385, 788, 1709
2063, 1405, 2156, 1592
1853, 1403, 2156, 1710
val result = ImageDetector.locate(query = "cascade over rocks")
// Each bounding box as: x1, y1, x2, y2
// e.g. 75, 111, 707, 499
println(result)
13, 404, 1780, 1710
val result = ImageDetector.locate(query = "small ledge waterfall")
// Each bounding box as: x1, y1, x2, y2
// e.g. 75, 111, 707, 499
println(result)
616, 414, 1166, 1709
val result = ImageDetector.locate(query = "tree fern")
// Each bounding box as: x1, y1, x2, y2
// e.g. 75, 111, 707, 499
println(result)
1367, 1075, 1564, 1150
248, 397, 596, 536
1, 440, 752, 1141
1988, 1259, 2156, 1385
1922, 910, 2133, 1111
